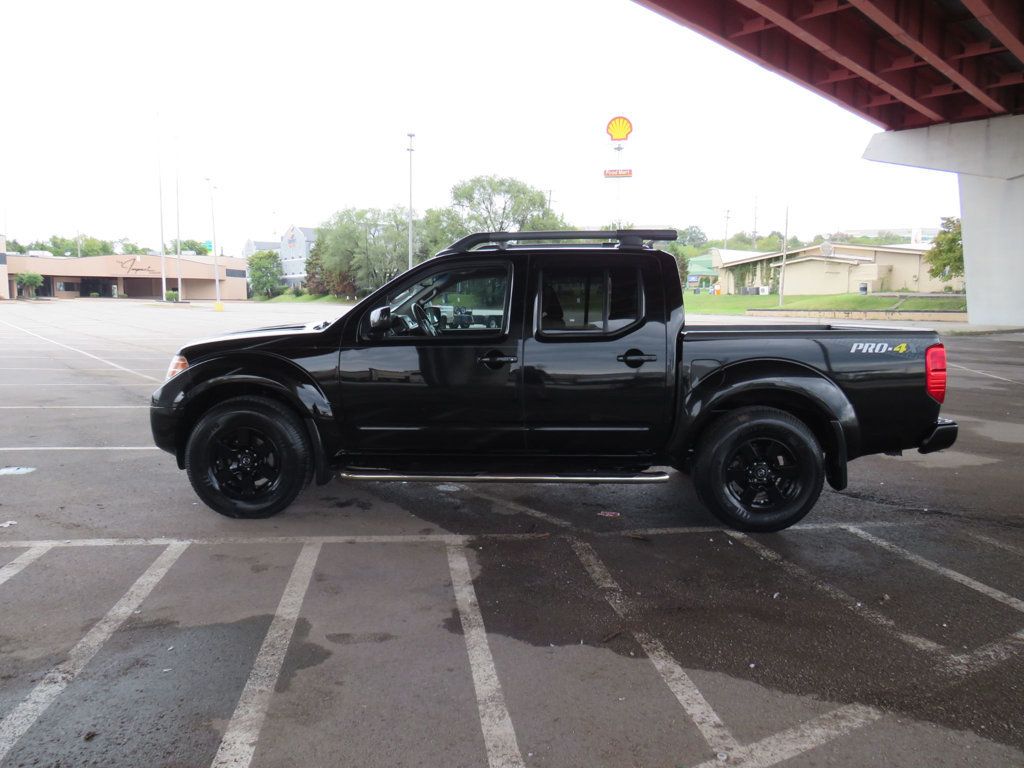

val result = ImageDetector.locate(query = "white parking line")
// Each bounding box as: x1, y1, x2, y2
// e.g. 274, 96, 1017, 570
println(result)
570, 538, 741, 755
949, 363, 1019, 384
468, 490, 574, 528
690, 704, 881, 768
0, 545, 52, 587
844, 526, 1024, 614
946, 629, 1024, 675
0, 541, 188, 763
727, 532, 944, 654
210, 542, 321, 768
447, 544, 526, 768
0, 319, 161, 382
969, 533, 1024, 559
0, 383, 154, 387
0, 368, 166, 372
0, 446, 159, 452
0, 405, 149, 410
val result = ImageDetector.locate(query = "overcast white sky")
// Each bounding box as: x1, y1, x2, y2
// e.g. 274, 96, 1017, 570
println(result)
2, 0, 960, 254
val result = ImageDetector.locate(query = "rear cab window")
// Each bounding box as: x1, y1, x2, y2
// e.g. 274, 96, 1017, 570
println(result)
538, 264, 643, 336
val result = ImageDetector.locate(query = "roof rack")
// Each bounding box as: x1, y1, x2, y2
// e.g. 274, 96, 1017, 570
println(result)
439, 229, 677, 254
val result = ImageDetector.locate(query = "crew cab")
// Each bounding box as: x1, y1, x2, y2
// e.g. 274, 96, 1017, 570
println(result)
151, 229, 957, 531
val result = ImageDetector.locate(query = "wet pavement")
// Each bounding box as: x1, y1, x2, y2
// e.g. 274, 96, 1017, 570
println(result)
0, 300, 1021, 767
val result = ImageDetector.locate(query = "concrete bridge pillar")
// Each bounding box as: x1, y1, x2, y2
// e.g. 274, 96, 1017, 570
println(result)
864, 114, 1024, 326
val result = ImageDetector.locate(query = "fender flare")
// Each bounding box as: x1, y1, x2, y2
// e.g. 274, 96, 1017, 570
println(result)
158, 353, 337, 484
672, 359, 860, 490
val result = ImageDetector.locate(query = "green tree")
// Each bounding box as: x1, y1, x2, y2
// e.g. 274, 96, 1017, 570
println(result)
450, 176, 567, 232
16, 272, 44, 298
5, 239, 27, 253
26, 235, 113, 257
304, 239, 328, 295
925, 217, 964, 281
118, 238, 146, 255
678, 225, 708, 248
169, 239, 209, 255
247, 250, 284, 298
416, 206, 469, 261
319, 208, 408, 294
754, 231, 784, 252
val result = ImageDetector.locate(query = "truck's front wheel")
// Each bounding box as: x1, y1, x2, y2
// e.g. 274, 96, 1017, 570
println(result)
184, 396, 312, 519
694, 407, 824, 532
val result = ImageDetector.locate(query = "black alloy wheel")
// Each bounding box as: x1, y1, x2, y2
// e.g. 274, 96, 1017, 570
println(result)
723, 437, 804, 511
211, 425, 282, 501
185, 396, 312, 518
694, 406, 824, 532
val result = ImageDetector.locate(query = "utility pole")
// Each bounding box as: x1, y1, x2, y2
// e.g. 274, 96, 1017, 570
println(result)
752, 194, 758, 246
175, 172, 182, 300
778, 205, 789, 307
205, 177, 221, 309
407, 133, 415, 271
158, 160, 166, 300
723, 209, 731, 251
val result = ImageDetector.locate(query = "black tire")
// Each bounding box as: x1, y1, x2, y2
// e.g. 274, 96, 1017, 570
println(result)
184, 396, 312, 519
693, 406, 824, 532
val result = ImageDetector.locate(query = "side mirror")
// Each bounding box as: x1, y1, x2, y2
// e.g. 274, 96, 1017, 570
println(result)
369, 306, 392, 329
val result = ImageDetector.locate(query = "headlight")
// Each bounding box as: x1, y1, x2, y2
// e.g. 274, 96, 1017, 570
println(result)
166, 355, 189, 380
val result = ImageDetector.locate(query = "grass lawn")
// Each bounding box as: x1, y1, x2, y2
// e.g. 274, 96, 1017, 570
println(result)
899, 296, 967, 311
685, 292, 967, 315
258, 294, 356, 304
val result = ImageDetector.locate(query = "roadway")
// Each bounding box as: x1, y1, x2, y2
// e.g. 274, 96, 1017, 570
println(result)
0, 299, 1021, 767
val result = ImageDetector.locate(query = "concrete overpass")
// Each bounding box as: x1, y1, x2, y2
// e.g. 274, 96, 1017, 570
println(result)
637, 0, 1024, 324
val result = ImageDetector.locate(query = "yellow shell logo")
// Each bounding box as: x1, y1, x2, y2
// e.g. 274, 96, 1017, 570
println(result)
606, 116, 633, 141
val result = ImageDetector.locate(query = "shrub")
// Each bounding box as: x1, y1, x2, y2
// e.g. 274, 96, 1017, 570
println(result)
165, 290, 179, 302
290, 285, 305, 297
16, 272, 44, 298
89, 292, 100, 298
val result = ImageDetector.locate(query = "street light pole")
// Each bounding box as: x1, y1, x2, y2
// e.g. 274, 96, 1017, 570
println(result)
205, 177, 221, 308
407, 133, 415, 271
158, 160, 167, 300
175, 172, 182, 301
778, 205, 789, 307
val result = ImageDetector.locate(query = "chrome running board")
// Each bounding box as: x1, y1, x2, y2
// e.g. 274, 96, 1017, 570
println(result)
337, 469, 671, 484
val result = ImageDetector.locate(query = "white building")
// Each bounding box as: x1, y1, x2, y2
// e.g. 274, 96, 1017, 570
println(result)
278, 226, 317, 287
242, 239, 281, 259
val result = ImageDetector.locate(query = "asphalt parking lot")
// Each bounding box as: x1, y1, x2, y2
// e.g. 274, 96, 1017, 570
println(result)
1, 299, 1022, 768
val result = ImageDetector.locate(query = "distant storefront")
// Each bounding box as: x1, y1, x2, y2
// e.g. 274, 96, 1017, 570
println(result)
1, 252, 248, 301
713, 243, 963, 295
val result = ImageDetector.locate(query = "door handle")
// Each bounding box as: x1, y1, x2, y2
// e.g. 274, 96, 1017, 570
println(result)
617, 349, 657, 368
477, 351, 518, 368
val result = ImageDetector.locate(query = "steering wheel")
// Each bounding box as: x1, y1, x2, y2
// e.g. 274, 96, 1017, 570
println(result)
412, 303, 439, 337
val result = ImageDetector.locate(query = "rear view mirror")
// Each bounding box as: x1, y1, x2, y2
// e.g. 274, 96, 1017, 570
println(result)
369, 306, 392, 329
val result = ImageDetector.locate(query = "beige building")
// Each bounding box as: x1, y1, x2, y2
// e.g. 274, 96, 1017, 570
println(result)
2, 251, 248, 301
714, 242, 964, 295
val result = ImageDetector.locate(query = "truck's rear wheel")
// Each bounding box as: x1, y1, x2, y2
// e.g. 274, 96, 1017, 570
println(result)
185, 396, 312, 519
694, 407, 824, 532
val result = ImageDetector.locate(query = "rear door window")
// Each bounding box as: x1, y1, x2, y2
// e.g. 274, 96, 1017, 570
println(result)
539, 266, 641, 335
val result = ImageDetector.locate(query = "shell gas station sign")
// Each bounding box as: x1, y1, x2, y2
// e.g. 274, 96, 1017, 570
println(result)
604, 115, 632, 178
606, 116, 633, 141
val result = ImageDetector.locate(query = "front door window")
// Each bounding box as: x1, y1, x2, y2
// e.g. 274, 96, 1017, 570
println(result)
361, 264, 510, 340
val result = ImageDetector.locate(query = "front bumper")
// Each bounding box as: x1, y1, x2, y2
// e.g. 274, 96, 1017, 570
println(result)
918, 417, 958, 454
150, 401, 180, 458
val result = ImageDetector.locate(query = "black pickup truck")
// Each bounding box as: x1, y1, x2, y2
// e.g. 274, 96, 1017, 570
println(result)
151, 230, 957, 531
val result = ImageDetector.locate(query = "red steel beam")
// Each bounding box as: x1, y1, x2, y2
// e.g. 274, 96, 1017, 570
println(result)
961, 0, 1024, 65
634, 0, 903, 126
949, 41, 1007, 61
849, 0, 1007, 114
732, 0, 948, 122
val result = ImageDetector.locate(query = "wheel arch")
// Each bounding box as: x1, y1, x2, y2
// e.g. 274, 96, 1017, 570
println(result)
167, 355, 337, 484
672, 359, 859, 490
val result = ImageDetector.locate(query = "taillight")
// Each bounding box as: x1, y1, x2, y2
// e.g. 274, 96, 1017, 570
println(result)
925, 344, 947, 403
166, 355, 189, 380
